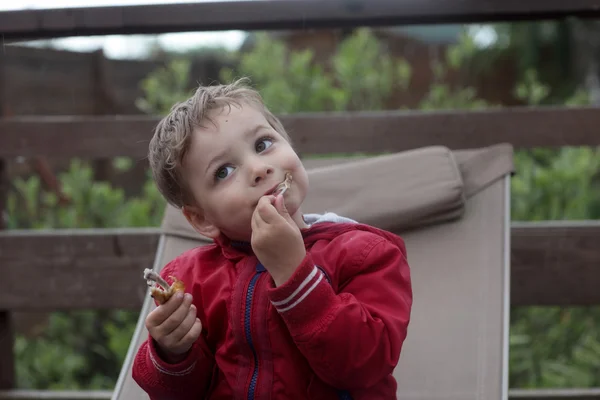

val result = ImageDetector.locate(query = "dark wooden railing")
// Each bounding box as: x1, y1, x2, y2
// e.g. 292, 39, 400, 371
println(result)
3, 106, 600, 158
2, 0, 600, 40
2, 0, 600, 398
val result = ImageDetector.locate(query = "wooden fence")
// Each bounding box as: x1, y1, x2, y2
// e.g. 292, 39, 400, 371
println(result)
2, 1, 600, 399
1, 45, 227, 117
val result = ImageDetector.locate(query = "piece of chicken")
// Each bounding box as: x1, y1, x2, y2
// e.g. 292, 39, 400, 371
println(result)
275, 172, 293, 196
143, 268, 185, 305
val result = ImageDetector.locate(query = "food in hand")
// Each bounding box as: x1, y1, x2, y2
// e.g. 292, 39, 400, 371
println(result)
143, 268, 185, 304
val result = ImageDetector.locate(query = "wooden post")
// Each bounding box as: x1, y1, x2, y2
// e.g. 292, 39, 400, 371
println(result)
0, 309, 14, 389
0, 52, 15, 389
91, 49, 117, 182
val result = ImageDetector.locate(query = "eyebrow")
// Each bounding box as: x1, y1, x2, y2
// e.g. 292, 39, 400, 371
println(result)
204, 124, 270, 175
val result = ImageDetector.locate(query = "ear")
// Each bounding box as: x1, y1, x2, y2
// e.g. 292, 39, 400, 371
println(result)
182, 205, 221, 239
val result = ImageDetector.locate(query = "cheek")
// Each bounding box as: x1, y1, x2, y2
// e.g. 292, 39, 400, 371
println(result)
289, 164, 308, 195
285, 156, 307, 191
296, 172, 309, 196
219, 190, 251, 212
283, 150, 304, 174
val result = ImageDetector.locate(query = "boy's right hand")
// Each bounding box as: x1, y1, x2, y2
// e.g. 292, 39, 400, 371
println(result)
145, 292, 203, 363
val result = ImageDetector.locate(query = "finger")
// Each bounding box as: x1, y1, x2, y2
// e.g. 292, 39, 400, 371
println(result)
155, 293, 193, 337
178, 318, 203, 348
274, 194, 296, 224
257, 198, 280, 224
251, 205, 263, 231
274, 194, 287, 215
146, 291, 185, 327
169, 304, 198, 343
253, 197, 268, 223
256, 195, 275, 210
256, 197, 277, 225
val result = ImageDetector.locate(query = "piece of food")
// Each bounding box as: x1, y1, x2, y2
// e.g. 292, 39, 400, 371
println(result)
143, 268, 185, 304
275, 172, 293, 196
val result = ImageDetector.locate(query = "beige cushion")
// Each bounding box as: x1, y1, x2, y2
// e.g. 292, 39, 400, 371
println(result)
302, 146, 465, 233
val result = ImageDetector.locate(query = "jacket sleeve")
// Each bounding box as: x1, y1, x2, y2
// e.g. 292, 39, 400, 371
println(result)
132, 334, 215, 400
131, 260, 216, 399
266, 233, 412, 390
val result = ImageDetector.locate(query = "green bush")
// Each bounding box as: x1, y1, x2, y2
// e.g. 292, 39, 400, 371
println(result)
7, 160, 165, 230
9, 161, 165, 389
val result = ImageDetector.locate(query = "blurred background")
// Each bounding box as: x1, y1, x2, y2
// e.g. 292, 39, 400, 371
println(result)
3, 0, 600, 390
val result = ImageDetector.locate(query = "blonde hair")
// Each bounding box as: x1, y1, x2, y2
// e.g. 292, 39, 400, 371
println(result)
148, 78, 290, 209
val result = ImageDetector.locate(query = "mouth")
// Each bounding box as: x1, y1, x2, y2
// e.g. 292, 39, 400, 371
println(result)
265, 184, 279, 196
265, 172, 293, 196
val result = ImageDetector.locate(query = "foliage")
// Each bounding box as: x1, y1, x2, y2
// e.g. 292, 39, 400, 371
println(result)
219, 30, 413, 113
10, 27, 600, 390
7, 160, 165, 230
8, 161, 164, 389
135, 59, 193, 115
470, 20, 578, 102
510, 307, 600, 388
15, 311, 139, 390
510, 70, 600, 222
512, 146, 600, 221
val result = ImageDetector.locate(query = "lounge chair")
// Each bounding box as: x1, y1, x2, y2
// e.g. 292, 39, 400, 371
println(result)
112, 143, 514, 400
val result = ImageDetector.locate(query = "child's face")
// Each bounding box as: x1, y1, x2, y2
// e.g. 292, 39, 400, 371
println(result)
182, 103, 309, 241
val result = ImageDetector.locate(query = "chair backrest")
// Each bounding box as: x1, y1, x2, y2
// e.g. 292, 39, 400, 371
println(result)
112, 144, 513, 400
393, 151, 511, 399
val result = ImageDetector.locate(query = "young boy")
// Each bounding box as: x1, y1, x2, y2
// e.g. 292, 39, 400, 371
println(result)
132, 79, 412, 399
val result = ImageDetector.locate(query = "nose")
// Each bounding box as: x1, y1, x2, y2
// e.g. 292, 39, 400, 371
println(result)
249, 158, 273, 185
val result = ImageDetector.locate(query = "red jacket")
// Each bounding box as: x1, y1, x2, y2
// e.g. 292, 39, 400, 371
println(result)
132, 219, 412, 400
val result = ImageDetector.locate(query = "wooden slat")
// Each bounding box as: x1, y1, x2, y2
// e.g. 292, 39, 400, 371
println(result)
0, 388, 599, 400
1, 222, 600, 310
511, 221, 600, 306
0, 228, 160, 311
0, 161, 11, 389
0, 391, 112, 400
0, 313, 13, 390
2, 0, 600, 40
2, 107, 600, 158
509, 388, 600, 400
0, 53, 14, 391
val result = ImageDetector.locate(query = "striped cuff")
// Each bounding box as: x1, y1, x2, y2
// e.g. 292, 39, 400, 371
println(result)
271, 265, 324, 313
147, 337, 197, 377
268, 255, 338, 335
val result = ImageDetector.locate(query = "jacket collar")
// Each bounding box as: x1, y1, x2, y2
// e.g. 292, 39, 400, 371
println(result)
213, 220, 359, 262
214, 234, 254, 262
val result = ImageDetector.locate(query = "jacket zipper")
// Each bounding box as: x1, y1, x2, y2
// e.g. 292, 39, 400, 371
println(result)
243, 263, 352, 400
244, 266, 264, 400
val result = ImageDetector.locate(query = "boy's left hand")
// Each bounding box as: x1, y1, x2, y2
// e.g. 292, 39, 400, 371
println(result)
251, 194, 306, 286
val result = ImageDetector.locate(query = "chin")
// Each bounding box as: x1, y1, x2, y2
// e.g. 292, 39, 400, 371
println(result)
222, 231, 252, 243
221, 224, 253, 243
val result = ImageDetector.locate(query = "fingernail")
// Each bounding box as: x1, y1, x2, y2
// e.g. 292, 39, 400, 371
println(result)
185, 293, 192, 301
176, 292, 184, 299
